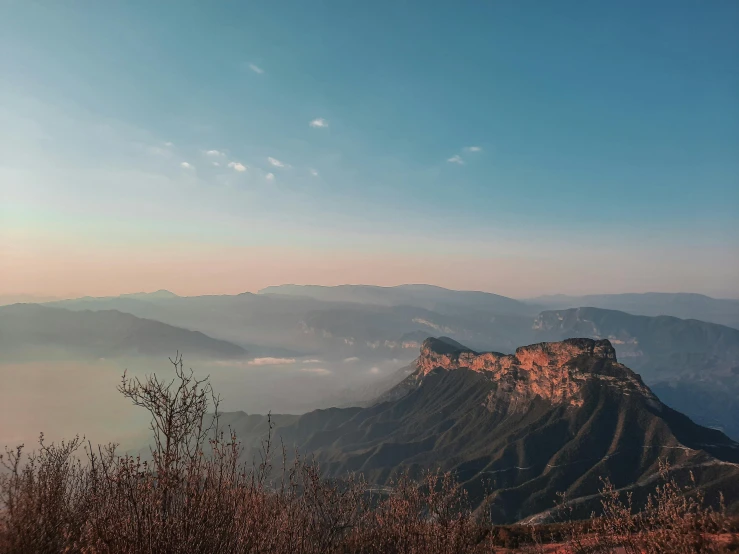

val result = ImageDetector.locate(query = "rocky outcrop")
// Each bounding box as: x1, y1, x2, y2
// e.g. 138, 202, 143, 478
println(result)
408, 337, 658, 412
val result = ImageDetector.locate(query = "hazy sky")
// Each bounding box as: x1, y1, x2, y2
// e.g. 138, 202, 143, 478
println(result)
2, 1, 738, 298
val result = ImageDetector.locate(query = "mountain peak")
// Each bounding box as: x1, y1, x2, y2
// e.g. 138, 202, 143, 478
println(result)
412, 337, 654, 412
513, 337, 617, 366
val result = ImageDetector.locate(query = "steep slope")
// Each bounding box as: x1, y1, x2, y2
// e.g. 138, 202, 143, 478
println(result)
225, 338, 739, 523
0, 304, 247, 360
534, 307, 739, 437
530, 292, 739, 330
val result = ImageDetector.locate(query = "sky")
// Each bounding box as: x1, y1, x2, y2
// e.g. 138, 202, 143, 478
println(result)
1, 0, 738, 299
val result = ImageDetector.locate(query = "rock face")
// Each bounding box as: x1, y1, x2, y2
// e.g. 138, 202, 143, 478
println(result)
533, 307, 739, 439
409, 337, 657, 413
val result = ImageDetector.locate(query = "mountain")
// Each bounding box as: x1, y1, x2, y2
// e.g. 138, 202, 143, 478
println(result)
259, 284, 538, 317
0, 294, 62, 306
118, 290, 180, 300
0, 304, 247, 360
46, 291, 535, 360
534, 307, 739, 438
529, 292, 739, 329
222, 338, 739, 523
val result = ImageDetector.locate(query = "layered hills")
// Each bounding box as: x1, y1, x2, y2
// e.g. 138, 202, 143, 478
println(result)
41, 288, 739, 436
531, 292, 739, 330
0, 303, 246, 360
225, 337, 739, 523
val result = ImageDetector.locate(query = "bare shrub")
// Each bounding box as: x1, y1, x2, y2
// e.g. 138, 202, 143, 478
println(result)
557, 461, 729, 553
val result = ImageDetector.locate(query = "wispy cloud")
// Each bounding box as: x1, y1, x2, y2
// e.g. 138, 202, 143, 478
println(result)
248, 63, 264, 74
447, 146, 482, 165
265, 172, 275, 182
180, 161, 194, 170
343, 356, 360, 363
227, 161, 247, 172
212, 161, 221, 167
300, 367, 331, 376
147, 145, 172, 157
164, 141, 174, 147
369, 367, 381, 375
309, 168, 319, 177
302, 358, 323, 363
309, 118, 329, 128
267, 156, 290, 169
205, 149, 225, 157
248, 357, 295, 366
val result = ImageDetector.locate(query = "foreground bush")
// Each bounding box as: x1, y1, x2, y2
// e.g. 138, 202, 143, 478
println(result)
1, 356, 734, 553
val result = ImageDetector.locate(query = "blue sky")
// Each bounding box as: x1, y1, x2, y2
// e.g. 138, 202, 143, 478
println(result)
1, 1, 738, 297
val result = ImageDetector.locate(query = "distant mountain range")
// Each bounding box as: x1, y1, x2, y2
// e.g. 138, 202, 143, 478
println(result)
45, 289, 535, 358
0, 304, 246, 360
530, 292, 739, 330
220, 338, 739, 523
259, 284, 538, 317
35, 286, 739, 436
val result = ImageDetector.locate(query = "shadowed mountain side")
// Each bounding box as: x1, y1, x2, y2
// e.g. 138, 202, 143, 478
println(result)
222, 338, 739, 523
0, 304, 246, 360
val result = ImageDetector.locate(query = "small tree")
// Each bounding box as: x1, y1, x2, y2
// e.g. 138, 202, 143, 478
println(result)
117, 352, 220, 521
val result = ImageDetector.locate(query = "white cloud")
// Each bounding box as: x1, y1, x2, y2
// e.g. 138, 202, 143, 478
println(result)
343, 356, 360, 363
369, 367, 381, 375
267, 156, 290, 169
180, 162, 194, 169
164, 142, 174, 147
212, 161, 221, 167
248, 63, 264, 74
300, 367, 331, 376
465, 146, 482, 152
447, 155, 464, 165
265, 172, 275, 181
309, 118, 329, 128
309, 168, 319, 177
302, 358, 323, 363
205, 149, 225, 157
227, 161, 247, 172
248, 357, 296, 366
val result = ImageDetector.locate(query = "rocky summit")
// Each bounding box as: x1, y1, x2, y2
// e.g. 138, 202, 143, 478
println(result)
407, 337, 657, 413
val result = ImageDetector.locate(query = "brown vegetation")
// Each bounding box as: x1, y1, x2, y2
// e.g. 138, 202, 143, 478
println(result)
1, 355, 736, 553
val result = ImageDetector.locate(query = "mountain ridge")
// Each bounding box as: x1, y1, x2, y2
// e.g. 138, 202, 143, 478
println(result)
0, 303, 247, 360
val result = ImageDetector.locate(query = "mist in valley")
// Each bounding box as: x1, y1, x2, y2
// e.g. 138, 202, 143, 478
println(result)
0, 351, 414, 452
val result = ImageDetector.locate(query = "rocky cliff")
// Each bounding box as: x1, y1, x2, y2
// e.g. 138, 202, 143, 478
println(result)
403, 337, 657, 413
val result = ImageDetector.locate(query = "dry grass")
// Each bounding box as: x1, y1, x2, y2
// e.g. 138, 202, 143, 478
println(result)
1, 355, 735, 553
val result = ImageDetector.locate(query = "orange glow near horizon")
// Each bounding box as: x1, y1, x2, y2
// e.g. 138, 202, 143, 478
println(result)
3, 232, 739, 300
